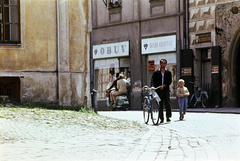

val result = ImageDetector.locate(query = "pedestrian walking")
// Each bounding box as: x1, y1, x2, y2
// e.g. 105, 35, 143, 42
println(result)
176, 79, 190, 120
151, 59, 172, 123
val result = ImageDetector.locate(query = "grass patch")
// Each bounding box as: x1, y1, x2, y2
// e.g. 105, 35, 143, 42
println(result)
1, 101, 95, 114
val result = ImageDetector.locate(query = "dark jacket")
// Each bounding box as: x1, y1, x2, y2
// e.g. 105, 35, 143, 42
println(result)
151, 69, 172, 90
108, 79, 119, 91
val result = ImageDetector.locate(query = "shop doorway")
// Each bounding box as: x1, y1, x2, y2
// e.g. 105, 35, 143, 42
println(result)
201, 48, 211, 96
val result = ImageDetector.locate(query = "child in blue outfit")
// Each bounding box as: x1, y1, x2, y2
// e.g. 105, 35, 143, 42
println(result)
177, 79, 190, 120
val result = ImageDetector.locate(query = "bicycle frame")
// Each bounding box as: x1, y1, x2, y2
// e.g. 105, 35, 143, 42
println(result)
143, 86, 161, 110
142, 85, 161, 125
189, 81, 209, 108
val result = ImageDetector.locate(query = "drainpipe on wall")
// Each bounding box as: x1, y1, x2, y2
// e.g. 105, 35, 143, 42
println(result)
177, 0, 182, 81
185, 0, 189, 49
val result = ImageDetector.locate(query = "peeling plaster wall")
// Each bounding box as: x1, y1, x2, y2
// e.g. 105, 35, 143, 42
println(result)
0, 0, 91, 107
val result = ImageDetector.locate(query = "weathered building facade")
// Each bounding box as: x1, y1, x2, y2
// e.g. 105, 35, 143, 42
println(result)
0, 0, 92, 107
92, 0, 185, 110
188, 0, 240, 107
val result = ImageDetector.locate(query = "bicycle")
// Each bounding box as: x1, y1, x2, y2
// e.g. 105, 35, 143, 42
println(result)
142, 85, 161, 125
188, 81, 208, 108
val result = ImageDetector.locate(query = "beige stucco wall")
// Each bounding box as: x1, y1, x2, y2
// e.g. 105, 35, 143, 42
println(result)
0, 0, 91, 107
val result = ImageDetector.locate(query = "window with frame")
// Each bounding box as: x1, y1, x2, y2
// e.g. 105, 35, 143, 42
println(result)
108, 0, 121, 8
0, 0, 20, 43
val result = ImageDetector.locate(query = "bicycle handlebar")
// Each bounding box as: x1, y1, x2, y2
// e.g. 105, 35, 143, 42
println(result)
142, 85, 161, 91
188, 81, 194, 85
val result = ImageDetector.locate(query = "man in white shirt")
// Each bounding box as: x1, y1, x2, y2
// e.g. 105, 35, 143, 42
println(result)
112, 74, 130, 105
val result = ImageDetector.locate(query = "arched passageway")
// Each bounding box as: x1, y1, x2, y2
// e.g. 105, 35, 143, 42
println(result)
235, 39, 240, 106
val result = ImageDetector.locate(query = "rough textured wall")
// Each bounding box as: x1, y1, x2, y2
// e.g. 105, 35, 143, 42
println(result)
0, 0, 91, 107
0, 0, 57, 71
21, 73, 57, 102
58, 0, 91, 106
68, 0, 90, 72
215, 1, 240, 106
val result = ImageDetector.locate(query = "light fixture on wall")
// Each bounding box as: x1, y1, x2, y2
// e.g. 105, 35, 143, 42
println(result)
232, 6, 239, 14
102, 0, 107, 7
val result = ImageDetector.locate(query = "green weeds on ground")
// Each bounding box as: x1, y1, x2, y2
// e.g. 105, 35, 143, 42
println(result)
0, 102, 147, 132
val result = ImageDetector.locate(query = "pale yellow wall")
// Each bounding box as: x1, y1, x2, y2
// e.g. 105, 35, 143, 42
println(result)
0, 0, 57, 71
0, 0, 92, 107
68, 0, 90, 72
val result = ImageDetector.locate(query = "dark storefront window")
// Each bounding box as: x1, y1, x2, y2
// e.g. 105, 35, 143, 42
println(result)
0, 0, 20, 43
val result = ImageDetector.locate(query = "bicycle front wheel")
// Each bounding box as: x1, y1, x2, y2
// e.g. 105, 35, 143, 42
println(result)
151, 99, 160, 125
201, 94, 208, 108
143, 98, 149, 124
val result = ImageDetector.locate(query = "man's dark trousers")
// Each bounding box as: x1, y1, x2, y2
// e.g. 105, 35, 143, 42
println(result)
156, 89, 172, 121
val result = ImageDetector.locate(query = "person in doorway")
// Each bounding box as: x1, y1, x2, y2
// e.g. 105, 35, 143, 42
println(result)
151, 59, 172, 123
112, 74, 130, 105
176, 79, 190, 120
127, 71, 131, 84
126, 71, 131, 108
107, 73, 119, 106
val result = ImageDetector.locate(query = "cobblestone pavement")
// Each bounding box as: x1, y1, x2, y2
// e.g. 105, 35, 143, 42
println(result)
99, 111, 240, 161
0, 108, 147, 161
1, 107, 240, 161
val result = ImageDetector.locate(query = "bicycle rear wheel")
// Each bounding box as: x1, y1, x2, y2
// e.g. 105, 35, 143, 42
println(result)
143, 98, 149, 124
151, 99, 160, 125
201, 94, 208, 108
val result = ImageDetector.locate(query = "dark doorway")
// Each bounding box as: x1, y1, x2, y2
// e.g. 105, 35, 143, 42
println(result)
236, 44, 240, 106
0, 77, 20, 102
201, 48, 211, 95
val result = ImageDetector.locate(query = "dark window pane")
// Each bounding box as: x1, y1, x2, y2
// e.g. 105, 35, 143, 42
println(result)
9, 0, 18, 5
4, 0, 9, 5
5, 24, 9, 40
0, 7, 2, 23
4, 6, 9, 22
0, 24, 2, 41
5, 24, 19, 41
5, 6, 18, 23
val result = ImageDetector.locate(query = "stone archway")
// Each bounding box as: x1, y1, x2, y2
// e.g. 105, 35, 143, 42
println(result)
216, 1, 240, 107
233, 32, 240, 106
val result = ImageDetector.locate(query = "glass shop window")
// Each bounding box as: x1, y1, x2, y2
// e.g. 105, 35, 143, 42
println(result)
94, 58, 130, 99
147, 53, 177, 97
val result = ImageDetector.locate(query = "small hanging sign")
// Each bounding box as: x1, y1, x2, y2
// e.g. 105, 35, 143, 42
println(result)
148, 60, 155, 70
211, 65, 219, 74
181, 67, 192, 76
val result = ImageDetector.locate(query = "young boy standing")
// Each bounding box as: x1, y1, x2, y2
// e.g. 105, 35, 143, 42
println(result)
177, 79, 190, 120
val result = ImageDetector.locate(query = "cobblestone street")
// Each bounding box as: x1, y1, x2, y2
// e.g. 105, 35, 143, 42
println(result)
99, 110, 240, 161
0, 107, 240, 161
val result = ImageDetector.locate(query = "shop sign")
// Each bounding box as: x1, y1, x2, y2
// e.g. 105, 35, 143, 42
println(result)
181, 67, 192, 76
93, 41, 129, 59
148, 60, 155, 70
196, 33, 211, 43
211, 65, 219, 74
142, 35, 176, 54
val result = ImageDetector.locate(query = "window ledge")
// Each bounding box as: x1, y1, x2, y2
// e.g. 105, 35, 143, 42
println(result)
0, 43, 22, 46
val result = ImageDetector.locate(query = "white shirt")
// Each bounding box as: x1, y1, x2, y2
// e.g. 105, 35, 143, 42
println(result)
161, 71, 164, 85
127, 78, 131, 84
